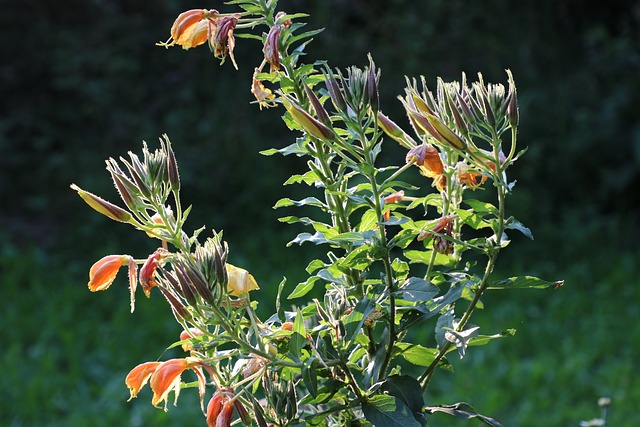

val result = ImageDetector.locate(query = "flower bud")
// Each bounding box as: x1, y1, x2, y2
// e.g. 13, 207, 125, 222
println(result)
303, 82, 331, 127
282, 96, 336, 141
425, 114, 467, 150
163, 135, 180, 193
506, 69, 519, 127
324, 70, 347, 113
71, 184, 133, 223
367, 54, 379, 113
377, 112, 416, 149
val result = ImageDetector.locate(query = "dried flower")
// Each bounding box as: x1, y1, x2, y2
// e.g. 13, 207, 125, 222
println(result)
263, 25, 282, 72
251, 68, 276, 109
139, 248, 169, 297
456, 162, 487, 189
210, 16, 239, 69
226, 264, 259, 297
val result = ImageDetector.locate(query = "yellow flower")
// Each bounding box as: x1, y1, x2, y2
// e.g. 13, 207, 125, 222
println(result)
226, 264, 259, 296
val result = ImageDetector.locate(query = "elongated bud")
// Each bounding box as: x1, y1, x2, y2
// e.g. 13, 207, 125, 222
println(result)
425, 114, 467, 150
159, 287, 190, 322
163, 135, 180, 192
303, 83, 331, 127
282, 96, 336, 141
377, 112, 416, 149
506, 69, 519, 127
234, 399, 251, 425
367, 54, 379, 113
444, 89, 468, 138
324, 71, 347, 113
71, 184, 133, 223
109, 166, 139, 211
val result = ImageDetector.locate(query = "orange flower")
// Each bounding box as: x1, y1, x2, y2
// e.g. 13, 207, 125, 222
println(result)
251, 68, 276, 109
149, 358, 208, 411
125, 361, 161, 401
158, 9, 216, 49
456, 162, 487, 189
88, 254, 134, 292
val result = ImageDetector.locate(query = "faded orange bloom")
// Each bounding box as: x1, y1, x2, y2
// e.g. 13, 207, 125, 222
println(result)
88, 254, 135, 292
226, 264, 260, 297
125, 361, 161, 400
150, 358, 207, 411
251, 68, 276, 109
384, 190, 405, 205
139, 248, 169, 297
158, 9, 217, 49
456, 162, 487, 189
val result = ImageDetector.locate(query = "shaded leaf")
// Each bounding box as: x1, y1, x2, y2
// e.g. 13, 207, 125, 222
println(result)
396, 277, 439, 303
489, 276, 564, 290
363, 395, 421, 427
425, 402, 503, 427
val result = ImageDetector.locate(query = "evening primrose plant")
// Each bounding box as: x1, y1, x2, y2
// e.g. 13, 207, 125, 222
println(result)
71, 1, 562, 426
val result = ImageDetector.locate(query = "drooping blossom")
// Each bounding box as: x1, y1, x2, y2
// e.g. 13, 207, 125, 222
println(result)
456, 162, 487, 189
88, 254, 139, 312
125, 361, 161, 400
139, 248, 169, 297
251, 68, 276, 109
148, 358, 208, 411
210, 16, 239, 69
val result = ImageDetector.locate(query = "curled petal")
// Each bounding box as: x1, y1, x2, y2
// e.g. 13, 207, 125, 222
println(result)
125, 362, 161, 400
150, 359, 189, 410
88, 255, 132, 292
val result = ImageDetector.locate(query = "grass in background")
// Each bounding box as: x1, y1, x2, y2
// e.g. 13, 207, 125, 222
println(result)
3, 214, 638, 426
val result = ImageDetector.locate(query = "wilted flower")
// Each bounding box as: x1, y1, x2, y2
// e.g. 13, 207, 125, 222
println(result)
139, 248, 169, 297
251, 68, 276, 109
210, 16, 239, 69
226, 264, 259, 297
263, 25, 282, 72
456, 162, 487, 189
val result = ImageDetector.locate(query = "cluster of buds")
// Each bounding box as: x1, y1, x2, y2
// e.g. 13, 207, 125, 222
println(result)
71, 135, 181, 244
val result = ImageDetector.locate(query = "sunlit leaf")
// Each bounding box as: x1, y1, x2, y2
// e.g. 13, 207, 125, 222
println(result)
362, 395, 421, 427
489, 276, 564, 290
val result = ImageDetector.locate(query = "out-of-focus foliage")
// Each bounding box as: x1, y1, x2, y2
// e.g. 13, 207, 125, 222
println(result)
1, 0, 639, 426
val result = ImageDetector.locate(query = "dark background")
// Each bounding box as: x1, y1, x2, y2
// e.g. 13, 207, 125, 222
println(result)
2, 0, 639, 425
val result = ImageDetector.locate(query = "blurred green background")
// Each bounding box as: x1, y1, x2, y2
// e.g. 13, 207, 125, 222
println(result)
2, 0, 639, 425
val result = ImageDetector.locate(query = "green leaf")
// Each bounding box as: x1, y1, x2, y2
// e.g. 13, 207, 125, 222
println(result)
380, 375, 425, 418
289, 308, 306, 358
288, 231, 329, 246
467, 329, 516, 347
396, 277, 439, 303
488, 276, 564, 290
276, 277, 287, 323
425, 403, 503, 427
465, 199, 498, 216
358, 209, 379, 232
302, 358, 318, 398
362, 395, 421, 427
343, 297, 375, 345
456, 208, 492, 230
505, 217, 534, 239
394, 343, 439, 367
287, 277, 319, 299
404, 249, 455, 267
274, 197, 326, 209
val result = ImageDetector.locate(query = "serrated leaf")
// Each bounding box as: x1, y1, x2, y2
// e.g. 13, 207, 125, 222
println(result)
362, 395, 421, 427
488, 276, 564, 290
